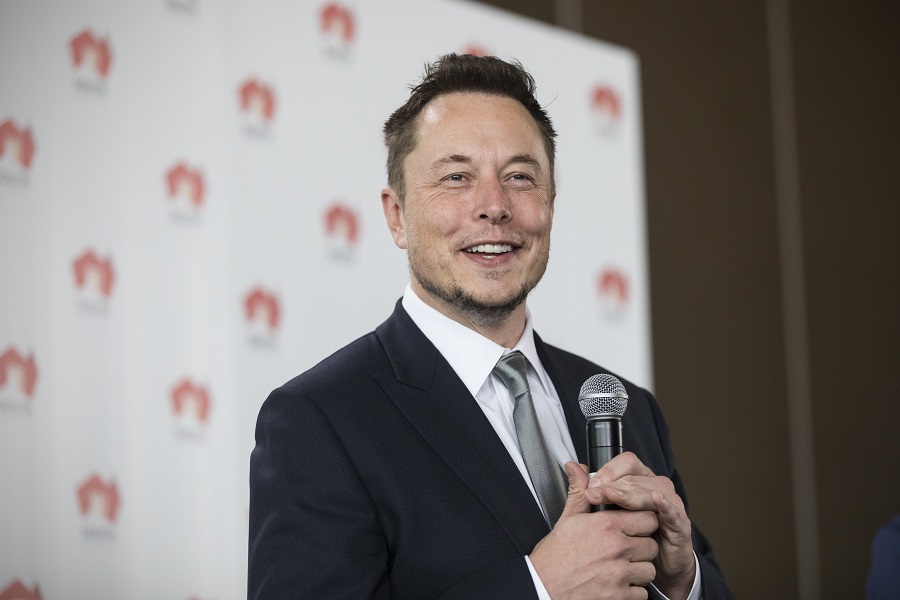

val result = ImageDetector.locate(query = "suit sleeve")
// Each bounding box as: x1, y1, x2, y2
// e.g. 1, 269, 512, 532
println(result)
248, 387, 391, 599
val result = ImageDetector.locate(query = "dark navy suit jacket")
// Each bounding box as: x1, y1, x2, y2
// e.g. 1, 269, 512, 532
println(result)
248, 301, 733, 599
867, 515, 900, 599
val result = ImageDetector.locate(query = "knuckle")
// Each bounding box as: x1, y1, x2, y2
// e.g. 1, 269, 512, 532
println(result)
597, 514, 619, 533
609, 561, 631, 585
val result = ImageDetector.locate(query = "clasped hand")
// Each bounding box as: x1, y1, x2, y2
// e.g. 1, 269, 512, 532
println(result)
529, 452, 695, 600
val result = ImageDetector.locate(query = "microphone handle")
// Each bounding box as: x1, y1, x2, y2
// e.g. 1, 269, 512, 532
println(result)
586, 417, 623, 512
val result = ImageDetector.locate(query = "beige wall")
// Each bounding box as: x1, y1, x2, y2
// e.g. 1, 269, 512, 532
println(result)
792, 3, 900, 599
476, 1, 900, 598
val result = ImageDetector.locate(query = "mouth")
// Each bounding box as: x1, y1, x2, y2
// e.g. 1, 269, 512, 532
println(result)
463, 243, 515, 255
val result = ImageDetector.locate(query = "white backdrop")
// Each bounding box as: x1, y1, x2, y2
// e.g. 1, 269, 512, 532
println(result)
0, 1, 650, 598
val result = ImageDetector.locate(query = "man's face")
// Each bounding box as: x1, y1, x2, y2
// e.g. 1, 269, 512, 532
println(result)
382, 92, 554, 326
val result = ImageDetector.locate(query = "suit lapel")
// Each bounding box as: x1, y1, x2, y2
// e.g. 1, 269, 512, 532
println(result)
375, 302, 550, 554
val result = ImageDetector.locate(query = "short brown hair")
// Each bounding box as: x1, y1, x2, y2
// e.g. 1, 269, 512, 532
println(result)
383, 53, 557, 201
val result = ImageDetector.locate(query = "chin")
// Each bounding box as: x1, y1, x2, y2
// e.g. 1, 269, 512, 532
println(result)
424, 278, 533, 326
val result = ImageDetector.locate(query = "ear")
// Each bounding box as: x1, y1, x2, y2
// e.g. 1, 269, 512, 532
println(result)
381, 186, 408, 249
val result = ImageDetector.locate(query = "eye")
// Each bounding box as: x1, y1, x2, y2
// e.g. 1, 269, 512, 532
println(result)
442, 173, 469, 186
506, 173, 536, 188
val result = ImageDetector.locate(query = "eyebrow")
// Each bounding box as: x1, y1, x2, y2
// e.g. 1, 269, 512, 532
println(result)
431, 154, 473, 169
430, 153, 544, 173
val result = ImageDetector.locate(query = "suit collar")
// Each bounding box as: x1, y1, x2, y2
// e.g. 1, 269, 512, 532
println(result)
400, 286, 504, 398
401, 287, 559, 406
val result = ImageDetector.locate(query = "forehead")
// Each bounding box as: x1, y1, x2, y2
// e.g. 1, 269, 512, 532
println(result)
412, 92, 547, 159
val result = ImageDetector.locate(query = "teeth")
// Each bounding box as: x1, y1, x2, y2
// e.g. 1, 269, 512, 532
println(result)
465, 244, 513, 254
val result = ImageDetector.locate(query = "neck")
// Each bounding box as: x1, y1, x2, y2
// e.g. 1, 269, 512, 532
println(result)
410, 281, 527, 348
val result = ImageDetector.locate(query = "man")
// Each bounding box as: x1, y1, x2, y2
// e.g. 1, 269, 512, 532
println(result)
249, 54, 733, 599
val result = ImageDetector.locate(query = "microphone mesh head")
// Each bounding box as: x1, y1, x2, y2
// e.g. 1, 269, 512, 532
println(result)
578, 374, 628, 418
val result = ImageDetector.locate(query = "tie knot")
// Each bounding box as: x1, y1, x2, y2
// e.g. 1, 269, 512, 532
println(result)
493, 351, 530, 400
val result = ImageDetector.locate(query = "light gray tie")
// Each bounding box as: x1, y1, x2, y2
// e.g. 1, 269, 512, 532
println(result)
493, 351, 567, 527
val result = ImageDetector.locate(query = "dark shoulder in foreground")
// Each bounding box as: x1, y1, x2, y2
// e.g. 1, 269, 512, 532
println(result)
268, 329, 392, 406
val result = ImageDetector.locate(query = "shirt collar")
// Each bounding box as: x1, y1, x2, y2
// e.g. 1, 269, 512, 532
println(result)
401, 285, 557, 404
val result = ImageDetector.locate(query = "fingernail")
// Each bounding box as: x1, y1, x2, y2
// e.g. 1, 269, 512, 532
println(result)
564, 463, 574, 479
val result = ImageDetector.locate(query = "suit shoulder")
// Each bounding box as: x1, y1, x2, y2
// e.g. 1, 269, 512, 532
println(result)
538, 339, 653, 400
271, 330, 389, 404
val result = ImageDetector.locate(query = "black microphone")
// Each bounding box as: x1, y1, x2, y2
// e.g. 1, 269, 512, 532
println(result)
578, 373, 629, 512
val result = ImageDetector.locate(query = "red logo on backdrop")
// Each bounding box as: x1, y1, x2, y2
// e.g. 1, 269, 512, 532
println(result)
598, 267, 630, 319
69, 29, 113, 87
461, 44, 489, 57
239, 78, 276, 123
321, 3, 355, 42
77, 474, 121, 523
0, 347, 38, 398
324, 202, 359, 259
320, 3, 355, 57
245, 287, 280, 332
166, 161, 205, 213
0, 119, 36, 171
590, 85, 622, 135
72, 249, 115, 298
171, 378, 211, 423
0, 580, 42, 600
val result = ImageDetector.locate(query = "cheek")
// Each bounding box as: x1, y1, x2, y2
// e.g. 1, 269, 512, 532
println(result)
521, 204, 553, 234
515, 191, 553, 222
408, 203, 462, 239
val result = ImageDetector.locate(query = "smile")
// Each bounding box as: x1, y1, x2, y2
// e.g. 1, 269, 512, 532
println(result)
464, 243, 514, 254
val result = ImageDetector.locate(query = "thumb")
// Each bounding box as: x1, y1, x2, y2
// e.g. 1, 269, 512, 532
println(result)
560, 461, 592, 518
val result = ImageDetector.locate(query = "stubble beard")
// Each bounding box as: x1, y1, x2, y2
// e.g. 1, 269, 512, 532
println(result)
409, 250, 548, 329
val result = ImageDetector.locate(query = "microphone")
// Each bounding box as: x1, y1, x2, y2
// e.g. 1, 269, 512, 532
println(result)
578, 373, 628, 512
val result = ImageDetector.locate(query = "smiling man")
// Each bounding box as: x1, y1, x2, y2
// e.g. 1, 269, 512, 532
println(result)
249, 54, 733, 600
383, 90, 553, 348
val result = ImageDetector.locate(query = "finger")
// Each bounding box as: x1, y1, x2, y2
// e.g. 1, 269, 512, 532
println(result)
653, 489, 683, 523
588, 474, 678, 512
628, 560, 657, 589
585, 479, 651, 508
622, 588, 650, 600
559, 461, 592, 517
583, 484, 625, 506
650, 490, 692, 541
609, 509, 659, 538
627, 535, 660, 563
590, 452, 654, 488
565, 461, 590, 493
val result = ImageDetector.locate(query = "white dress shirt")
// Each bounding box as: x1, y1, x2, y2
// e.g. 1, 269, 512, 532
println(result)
401, 285, 701, 600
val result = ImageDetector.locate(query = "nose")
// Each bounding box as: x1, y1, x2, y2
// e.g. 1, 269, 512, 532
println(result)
475, 177, 511, 224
